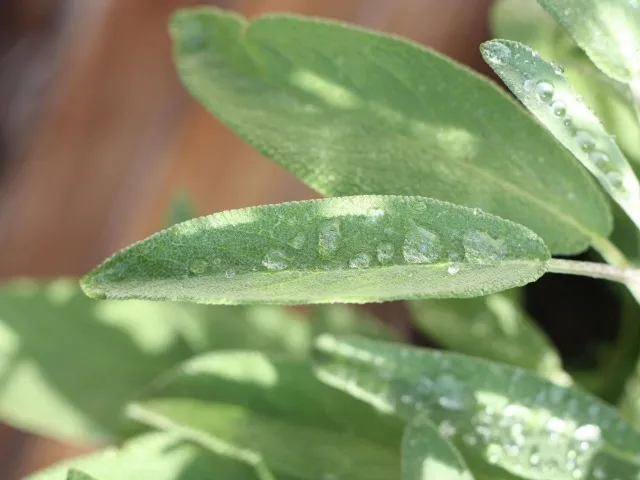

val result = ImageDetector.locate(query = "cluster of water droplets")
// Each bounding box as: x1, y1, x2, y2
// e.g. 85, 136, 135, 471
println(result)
471, 404, 604, 479
524, 74, 625, 192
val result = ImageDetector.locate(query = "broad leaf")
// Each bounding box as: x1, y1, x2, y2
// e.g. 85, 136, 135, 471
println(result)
536, 0, 640, 83
0, 280, 305, 442
409, 293, 570, 385
481, 39, 640, 228
128, 351, 403, 480
402, 415, 475, 480
169, 7, 612, 255
27, 432, 264, 480
82, 196, 550, 305
314, 335, 640, 479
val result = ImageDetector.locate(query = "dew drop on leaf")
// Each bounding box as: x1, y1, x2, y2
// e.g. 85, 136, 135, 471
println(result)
462, 230, 506, 264
402, 224, 442, 264
262, 249, 288, 271
289, 232, 306, 249
575, 130, 596, 152
589, 151, 609, 168
376, 243, 394, 264
551, 100, 567, 117
319, 220, 341, 258
483, 41, 512, 65
534, 81, 554, 104
349, 253, 371, 269
189, 259, 207, 275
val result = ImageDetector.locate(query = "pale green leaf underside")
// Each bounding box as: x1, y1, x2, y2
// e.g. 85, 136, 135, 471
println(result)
536, 0, 640, 83
130, 351, 402, 480
169, 7, 612, 255
402, 415, 475, 480
27, 432, 261, 480
81, 196, 550, 305
409, 293, 570, 385
482, 39, 640, 228
314, 336, 640, 479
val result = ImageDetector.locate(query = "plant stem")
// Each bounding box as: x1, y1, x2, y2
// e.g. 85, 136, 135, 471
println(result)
548, 258, 640, 285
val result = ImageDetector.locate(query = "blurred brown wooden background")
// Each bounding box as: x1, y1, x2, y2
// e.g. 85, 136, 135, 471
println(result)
0, 0, 492, 476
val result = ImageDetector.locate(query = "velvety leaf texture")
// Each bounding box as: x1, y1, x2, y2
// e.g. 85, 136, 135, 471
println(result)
168, 7, 612, 255
81, 196, 550, 305
314, 336, 640, 479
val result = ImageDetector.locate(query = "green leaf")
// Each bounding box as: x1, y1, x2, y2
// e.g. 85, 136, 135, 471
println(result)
82, 196, 550, 305
408, 293, 570, 385
481, 39, 640, 229
169, 7, 612, 255
0, 280, 306, 442
402, 415, 475, 480
27, 432, 264, 480
536, 0, 640, 83
129, 351, 402, 480
314, 335, 640, 479
66, 470, 98, 480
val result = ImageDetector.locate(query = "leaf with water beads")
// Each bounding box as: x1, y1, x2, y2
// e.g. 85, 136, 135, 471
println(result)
313, 335, 640, 480
81, 195, 550, 305
481, 40, 640, 230
170, 7, 612, 255
402, 415, 475, 480
535, 0, 640, 83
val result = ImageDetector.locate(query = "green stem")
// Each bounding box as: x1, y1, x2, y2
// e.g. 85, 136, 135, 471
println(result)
548, 258, 640, 285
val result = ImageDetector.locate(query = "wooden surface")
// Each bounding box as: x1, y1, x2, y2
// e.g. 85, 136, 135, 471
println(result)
0, 0, 491, 476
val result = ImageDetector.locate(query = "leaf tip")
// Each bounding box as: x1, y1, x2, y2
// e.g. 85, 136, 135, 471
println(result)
79, 275, 107, 301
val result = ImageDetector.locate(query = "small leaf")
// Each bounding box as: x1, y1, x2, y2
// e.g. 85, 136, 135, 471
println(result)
26, 432, 263, 480
481, 39, 640, 228
82, 196, 550, 305
165, 190, 198, 227
314, 335, 640, 479
67, 471, 98, 480
169, 7, 612, 255
129, 351, 402, 480
0, 280, 306, 442
536, 0, 640, 83
402, 415, 475, 480
409, 293, 570, 385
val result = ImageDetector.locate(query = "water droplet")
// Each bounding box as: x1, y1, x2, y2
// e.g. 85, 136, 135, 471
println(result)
262, 249, 288, 271
607, 171, 624, 188
487, 444, 502, 464
436, 374, 468, 410
563, 117, 576, 134
463, 230, 506, 264
484, 42, 512, 65
365, 208, 385, 222
189, 259, 207, 274
225, 269, 236, 278
289, 233, 306, 249
349, 253, 371, 269
447, 264, 460, 275
589, 151, 609, 168
439, 420, 457, 438
403, 224, 442, 264
553, 63, 565, 75
319, 220, 341, 257
376, 243, 394, 264
551, 100, 567, 117
574, 424, 601, 443
576, 130, 596, 152
535, 81, 554, 104
524, 79, 536, 91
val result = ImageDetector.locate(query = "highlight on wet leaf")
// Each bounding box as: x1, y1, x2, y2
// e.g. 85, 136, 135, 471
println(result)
169, 7, 612, 255
481, 39, 640, 230
81, 195, 550, 305
402, 415, 475, 480
409, 293, 570, 385
313, 335, 640, 479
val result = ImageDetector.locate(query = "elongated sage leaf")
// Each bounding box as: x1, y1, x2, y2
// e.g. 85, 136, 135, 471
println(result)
129, 351, 402, 480
314, 335, 640, 479
27, 432, 263, 480
0, 280, 305, 442
82, 196, 550, 305
402, 415, 475, 480
169, 7, 612, 255
409, 293, 570, 385
536, 0, 640, 83
482, 39, 640, 229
